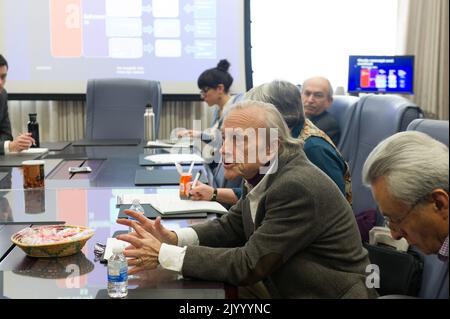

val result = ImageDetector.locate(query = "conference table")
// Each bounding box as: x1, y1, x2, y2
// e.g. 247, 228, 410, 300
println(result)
0, 141, 236, 299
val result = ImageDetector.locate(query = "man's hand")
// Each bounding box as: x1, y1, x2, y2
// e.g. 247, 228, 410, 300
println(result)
117, 210, 178, 245
176, 129, 201, 138
8, 133, 35, 152
186, 181, 214, 201
116, 222, 162, 275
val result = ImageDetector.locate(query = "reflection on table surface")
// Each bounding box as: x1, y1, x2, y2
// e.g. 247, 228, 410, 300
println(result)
0, 144, 232, 299
0, 186, 188, 224
0, 186, 230, 299
0, 188, 229, 298
1, 267, 226, 299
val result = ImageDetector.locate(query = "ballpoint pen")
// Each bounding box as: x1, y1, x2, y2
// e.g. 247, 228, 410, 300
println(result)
188, 170, 202, 199
191, 170, 202, 188
188, 161, 195, 175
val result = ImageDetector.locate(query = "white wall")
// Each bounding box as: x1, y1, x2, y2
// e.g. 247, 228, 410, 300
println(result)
251, 0, 401, 91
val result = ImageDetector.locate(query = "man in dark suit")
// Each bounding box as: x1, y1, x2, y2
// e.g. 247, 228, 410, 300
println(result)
302, 76, 340, 145
0, 54, 35, 155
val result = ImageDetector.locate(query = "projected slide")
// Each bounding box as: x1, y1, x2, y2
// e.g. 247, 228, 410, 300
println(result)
50, 0, 217, 60
0, 0, 247, 95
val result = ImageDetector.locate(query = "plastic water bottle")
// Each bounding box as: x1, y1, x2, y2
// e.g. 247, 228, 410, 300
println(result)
107, 246, 128, 299
128, 199, 145, 232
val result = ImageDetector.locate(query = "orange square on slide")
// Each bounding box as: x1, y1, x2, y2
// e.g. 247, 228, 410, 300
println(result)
360, 69, 370, 88
50, 0, 83, 57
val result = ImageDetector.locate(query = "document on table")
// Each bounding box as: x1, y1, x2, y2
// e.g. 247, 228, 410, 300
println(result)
118, 193, 228, 215
144, 153, 205, 164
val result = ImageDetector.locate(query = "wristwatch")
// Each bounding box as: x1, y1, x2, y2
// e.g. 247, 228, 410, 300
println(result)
211, 188, 218, 201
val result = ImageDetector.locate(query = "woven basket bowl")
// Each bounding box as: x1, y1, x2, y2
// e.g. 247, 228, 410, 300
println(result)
11, 225, 94, 258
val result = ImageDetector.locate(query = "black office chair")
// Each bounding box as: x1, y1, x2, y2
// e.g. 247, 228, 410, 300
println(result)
86, 78, 162, 140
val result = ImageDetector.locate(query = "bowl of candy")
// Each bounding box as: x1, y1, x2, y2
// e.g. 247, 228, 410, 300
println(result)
11, 225, 95, 258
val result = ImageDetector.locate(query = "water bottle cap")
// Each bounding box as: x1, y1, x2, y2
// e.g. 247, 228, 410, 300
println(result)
113, 246, 124, 254
130, 199, 145, 214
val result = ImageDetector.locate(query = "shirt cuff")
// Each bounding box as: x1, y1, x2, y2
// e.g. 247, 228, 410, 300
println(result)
158, 243, 187, 273
4, 141, 10, 154
174, 227, 199, 247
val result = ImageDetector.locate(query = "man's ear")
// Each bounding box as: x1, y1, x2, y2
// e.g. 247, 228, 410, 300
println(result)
432, 189, 449, 218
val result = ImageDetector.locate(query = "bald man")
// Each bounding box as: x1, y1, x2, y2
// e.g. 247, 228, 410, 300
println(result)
302, 77, 340, 145
117, 100, 376, 299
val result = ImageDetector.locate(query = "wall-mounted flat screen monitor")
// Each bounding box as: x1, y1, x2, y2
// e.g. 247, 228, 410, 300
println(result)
348, 55, 414, 94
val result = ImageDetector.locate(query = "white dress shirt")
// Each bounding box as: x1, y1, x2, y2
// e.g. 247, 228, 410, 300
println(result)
158, 227, 198, 272
3, 140, 10, 154
158, 159, 278, 273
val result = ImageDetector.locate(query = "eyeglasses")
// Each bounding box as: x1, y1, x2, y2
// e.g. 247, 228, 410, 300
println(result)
383, 194, 429, 229
200, 87, 212, 96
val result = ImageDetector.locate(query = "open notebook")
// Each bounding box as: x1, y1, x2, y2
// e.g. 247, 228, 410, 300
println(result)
119, 193, 228, 215
143, 153, 204, 165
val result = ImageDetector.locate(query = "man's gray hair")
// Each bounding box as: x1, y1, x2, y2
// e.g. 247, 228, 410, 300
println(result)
244, 80, 304, 129
362, 131, 449, 205
226, 100, 303, 158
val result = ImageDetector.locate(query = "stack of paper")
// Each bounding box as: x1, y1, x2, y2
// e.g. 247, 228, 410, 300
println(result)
17, 148, 49, 155
119, 193, 228, 215
146, 140, 192, 148
144, 153, 205, 164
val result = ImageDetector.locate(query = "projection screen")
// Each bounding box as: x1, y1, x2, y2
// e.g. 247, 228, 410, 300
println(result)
0, 0, 251, 98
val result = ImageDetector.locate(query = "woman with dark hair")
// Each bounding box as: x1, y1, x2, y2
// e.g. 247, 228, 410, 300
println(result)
197, 59, 234, 113
179, 59, 235, 139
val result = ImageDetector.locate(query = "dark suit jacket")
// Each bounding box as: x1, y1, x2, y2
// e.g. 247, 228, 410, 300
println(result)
0, 90, 13, 155
182, 148, 377, 298
310, 111, 340, 145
